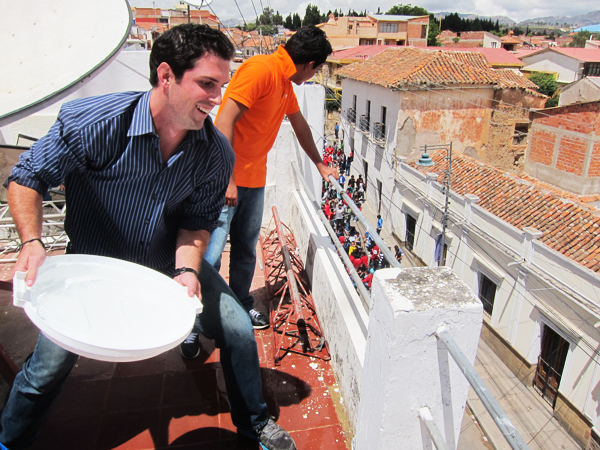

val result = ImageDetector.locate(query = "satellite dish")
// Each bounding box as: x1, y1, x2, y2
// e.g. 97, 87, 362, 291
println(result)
1, 0, 132, 127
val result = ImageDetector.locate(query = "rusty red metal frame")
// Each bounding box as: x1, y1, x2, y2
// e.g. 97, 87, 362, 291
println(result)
259, 207, 330, 365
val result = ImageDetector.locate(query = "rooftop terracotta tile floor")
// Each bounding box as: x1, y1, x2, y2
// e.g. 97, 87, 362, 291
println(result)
0, 245, 350, 449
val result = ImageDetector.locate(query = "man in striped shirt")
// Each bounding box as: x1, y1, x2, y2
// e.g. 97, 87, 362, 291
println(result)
0, 25, 295, 450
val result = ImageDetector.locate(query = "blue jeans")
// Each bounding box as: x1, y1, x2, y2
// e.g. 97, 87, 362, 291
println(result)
0, 259, 268, 449
204, 186, 265, 313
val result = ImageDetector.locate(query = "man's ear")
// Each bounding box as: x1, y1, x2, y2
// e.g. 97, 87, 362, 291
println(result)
156, 62, 173, 88
308, 61, 317, 70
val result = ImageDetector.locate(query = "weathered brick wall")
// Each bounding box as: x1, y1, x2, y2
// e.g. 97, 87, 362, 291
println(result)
525, 102, 600, 193
529, 129, 556, 165
487, 90, 547, 172
533, 103, 600, 134
556, 136, 587, 175
460, 31, 485, 40
407, 22, 426, 39
589, 142, 600, 177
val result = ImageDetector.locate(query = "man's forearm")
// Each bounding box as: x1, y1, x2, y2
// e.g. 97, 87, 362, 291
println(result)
8, 182, 43, 242
175, 229, 211, 272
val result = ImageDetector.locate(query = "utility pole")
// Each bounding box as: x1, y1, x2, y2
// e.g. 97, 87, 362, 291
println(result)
440, 142, 452, 267
416, 142, 453, 266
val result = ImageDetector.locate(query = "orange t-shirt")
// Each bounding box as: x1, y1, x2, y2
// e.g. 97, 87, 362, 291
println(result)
216, 46, 300, 188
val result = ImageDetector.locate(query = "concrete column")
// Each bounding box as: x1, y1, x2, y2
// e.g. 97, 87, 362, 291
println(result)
522, 226, 543, 263
459, 195, 480, 278
508, 266, 529, 344
354, 267, 483, 450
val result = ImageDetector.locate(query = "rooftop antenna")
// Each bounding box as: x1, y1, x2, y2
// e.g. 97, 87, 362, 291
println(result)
179, 0, 214, 24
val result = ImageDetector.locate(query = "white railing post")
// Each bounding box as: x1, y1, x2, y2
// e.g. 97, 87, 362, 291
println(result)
353, 267, 483, 450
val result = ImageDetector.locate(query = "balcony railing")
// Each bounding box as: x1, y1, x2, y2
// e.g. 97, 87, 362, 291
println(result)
359, 115, 370, 133
372, 122, 386, 143
347, 107, 356, 125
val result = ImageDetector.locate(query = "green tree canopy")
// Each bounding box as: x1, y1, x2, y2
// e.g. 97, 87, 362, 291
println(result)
569, 31, 591, 47
529, 72, 558, 97
292, 12, 302, 29
428, 20, 441, 46
303, 4, 323, 26
386, 4, 429, 15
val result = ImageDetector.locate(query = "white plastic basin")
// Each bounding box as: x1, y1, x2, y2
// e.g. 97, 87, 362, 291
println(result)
13, 254, 202, 362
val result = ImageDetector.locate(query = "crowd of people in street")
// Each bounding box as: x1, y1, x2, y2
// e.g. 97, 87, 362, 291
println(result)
320, 136, 408, 292
321, 168, 398, 290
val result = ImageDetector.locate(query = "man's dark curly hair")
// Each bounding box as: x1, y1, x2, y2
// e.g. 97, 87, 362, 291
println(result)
149, 24, 234, 87
283, 26, 332, 68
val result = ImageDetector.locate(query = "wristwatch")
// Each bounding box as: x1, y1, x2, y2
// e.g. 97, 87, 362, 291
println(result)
173, 267, 199, 278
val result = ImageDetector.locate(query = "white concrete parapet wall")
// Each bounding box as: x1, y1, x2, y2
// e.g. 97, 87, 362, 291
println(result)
354, 267, 483, 450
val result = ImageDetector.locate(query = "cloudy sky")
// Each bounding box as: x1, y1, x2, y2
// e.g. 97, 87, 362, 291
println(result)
132, 0, 599, 23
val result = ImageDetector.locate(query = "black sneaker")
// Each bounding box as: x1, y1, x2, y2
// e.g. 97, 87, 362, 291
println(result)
180, 331, 200, 359
249, 309, 269, 329
257, 419, 296, 450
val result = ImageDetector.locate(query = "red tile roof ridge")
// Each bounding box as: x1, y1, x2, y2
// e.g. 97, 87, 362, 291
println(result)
408, 149, 600, 272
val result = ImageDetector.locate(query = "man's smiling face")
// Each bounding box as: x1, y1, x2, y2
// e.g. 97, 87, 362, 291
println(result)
168, 52, 230, 131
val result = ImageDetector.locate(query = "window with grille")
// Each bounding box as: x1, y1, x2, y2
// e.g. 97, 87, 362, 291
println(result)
478, 273, 497, 316
584, 62, 600, 77
379, 22, 398, 33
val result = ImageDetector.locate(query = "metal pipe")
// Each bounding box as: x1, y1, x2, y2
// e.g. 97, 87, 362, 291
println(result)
327, 175, 401, 270
436, 326, 530, 450
291, 162, 371, 311
271, 207, 306, 327
419, 407, 449, 450
440, 142, 452, 267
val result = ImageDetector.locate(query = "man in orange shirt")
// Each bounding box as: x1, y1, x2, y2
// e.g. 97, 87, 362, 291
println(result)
195, 28, 335, 330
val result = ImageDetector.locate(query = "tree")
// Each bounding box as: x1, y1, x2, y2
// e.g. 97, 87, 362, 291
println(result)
428, 20, 441, 46
258, 7, 274, 25
256, 24, 275, 36
569, 31, 591, 48
303, 4, 323, 27
292, 13, 301, 30
284, 14, 293, 30
386, 4, 429, 16
529, 72, 559, 108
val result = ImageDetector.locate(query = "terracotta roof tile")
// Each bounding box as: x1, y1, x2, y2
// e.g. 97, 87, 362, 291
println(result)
336, 47, 543, 96
410, 150, 600, 272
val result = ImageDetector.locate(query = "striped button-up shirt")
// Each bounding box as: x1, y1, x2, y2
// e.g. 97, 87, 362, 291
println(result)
6, 91, 234, 273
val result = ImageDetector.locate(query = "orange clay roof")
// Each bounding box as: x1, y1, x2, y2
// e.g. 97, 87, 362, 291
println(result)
411, 150, 600, 272
336, 46, 541, 93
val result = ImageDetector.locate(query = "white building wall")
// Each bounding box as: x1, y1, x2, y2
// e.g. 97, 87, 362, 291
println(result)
521, 51, 584, 83
483, 33, 501, 48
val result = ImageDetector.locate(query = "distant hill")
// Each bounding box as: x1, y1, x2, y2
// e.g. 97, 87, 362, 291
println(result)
221, 18, 242, 27
433, 12, 515, 26
518, 10, 600, 27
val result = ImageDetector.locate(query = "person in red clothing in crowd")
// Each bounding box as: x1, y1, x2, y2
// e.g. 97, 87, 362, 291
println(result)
370, 244, 380, 269
360, 250, 369, 268
363, 268, 374, 289
352, 250, 362, 269
339, 235, 345, 244
323, 201, 331, 220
